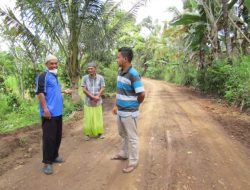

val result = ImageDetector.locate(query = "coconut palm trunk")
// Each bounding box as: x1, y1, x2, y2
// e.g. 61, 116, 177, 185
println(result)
67, 44, 80, 102
222, 0, 232, 56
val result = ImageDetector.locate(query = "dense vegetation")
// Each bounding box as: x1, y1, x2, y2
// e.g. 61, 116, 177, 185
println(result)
0, 0, 249, 132
142, 0, 250, 110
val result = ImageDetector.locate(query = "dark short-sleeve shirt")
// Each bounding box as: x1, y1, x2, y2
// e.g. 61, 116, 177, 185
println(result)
36, 70, 63, 117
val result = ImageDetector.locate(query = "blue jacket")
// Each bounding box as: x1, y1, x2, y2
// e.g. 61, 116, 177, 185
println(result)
36, 70, 63, 117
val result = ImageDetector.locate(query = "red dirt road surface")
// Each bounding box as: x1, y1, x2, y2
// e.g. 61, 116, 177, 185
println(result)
1, 78, 250, 190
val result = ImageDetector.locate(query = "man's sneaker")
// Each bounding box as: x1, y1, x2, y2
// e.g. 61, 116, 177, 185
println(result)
84, 135, 90, 141
53, 156, 64, 163
98, 134, 105, 139
43, 164, 53, 175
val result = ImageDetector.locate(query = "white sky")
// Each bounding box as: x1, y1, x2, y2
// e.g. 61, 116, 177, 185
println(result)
117, 0, 183, 24
0, 0, 15, 9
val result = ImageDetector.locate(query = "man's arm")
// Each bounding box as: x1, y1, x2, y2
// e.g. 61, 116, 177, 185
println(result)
36, 72, 51, 119
38, 93, 51, 119
83, 86, 97, 100
81, 75, 99, 101
83, 81, 105, 101
97, 87, 105, 97
112, 100, 117, 115
133, 77, 145, 104
137, 91, 145, 104
62, 88, 72, 94
98, 76, 105, 98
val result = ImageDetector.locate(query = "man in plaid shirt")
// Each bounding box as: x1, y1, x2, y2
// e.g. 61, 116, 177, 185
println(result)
81, 62, 105, 141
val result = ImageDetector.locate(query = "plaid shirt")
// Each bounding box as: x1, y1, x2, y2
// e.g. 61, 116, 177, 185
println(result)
81, 74, 105, 106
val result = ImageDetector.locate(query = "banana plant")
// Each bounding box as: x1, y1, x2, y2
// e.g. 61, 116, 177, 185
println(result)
170, 0, 241, 66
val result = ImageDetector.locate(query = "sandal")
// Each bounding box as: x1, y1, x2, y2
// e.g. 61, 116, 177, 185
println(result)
111, 155, 128, 160
122, 165, 137, 173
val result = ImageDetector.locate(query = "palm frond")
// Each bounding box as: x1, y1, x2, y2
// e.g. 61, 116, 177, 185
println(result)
16, 0, 69, 55
0, 7, 47, 53
78, 0, 147, 61
170, 13, 204, 25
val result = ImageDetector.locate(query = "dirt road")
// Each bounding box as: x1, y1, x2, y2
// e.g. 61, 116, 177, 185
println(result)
1, 78, 250, 190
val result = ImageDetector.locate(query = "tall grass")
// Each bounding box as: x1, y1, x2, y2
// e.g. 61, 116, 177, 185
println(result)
0, 98, 40, 132
0, 95, 86, 133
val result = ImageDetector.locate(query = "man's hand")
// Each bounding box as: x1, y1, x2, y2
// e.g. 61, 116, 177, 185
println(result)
89, 96, 100, 106
92, 96, 100, 101
63, 89, 72, 94
137, 91, 145, 104
112, 106, 117, 115
44, 107, 51, 119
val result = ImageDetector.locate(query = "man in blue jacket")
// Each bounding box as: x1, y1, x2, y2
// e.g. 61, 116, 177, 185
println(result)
36, 54, 71, 175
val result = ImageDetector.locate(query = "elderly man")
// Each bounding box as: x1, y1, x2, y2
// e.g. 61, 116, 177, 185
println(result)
82, 62, 105, 141
36, 54, 71, 175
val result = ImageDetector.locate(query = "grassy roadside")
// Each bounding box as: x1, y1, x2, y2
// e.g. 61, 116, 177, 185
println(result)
0, 95, 84, 133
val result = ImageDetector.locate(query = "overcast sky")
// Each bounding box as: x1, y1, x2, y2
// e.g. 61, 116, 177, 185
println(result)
0, 0, 15, 9
116, 0, 183, 24
0, 0, 183, 23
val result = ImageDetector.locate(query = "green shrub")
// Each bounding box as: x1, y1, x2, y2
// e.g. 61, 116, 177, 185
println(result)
103, 63, 118, 93
164, 63, 197, 86
144, 60, 166, 79
6, 91, 21, 110
203, 59, 232, 96
164, 54, 250, 110
23, 67, 38, 98
0, 75, 5, 93
63, 95, 84, 117
0, 94, 9, 121
196, 67, 208, 91
224, 55, 250, 108
0, 98, 39, 132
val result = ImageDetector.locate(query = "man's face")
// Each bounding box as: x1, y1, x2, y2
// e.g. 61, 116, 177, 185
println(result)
117, 52, 126, 67
87, 67, 96, 76
46, 59, 58, 70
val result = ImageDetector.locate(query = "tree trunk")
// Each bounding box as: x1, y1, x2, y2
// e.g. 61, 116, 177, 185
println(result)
222, 0, 232, 56
67, 51, 80, 103
19, 75, 25, 99
66, 1, 81, 103
212, 31, 219, 60
14, 70, 25, 99
67, 31, 80, 102
201, 0, 219, 61
71, 78, 80, 103
198, 48, 205, 69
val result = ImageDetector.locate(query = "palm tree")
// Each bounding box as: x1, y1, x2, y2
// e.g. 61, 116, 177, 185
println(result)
0, 0, 147, 101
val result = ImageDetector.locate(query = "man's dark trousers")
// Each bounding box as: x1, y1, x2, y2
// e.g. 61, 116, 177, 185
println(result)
42, 116, 62, 164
